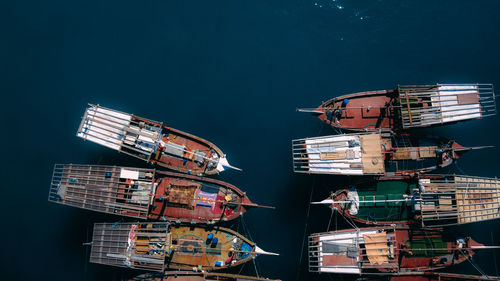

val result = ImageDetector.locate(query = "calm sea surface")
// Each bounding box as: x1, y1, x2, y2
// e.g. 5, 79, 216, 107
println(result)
2, 1, 500, 280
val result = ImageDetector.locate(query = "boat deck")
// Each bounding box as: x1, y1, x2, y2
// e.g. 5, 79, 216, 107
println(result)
309, 227, 467, 275
49, 164, 155, 219
168, 225, 253, 270
76, 104, 222, 175
90, 222, 170, 271
77, 104, 161, 161
398, 84, 496, 129
293, 133, 385, 175
150, 173, 244, 222
48, 164, 246, 223
130, 271, 279, 281
419, 175, 500, 226
89, 222, 255, 271
309, 228, 398, 274
317, 90, 395, 131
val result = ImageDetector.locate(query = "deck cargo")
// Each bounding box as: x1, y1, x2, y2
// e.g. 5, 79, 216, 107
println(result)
292, 132, 483, 176
309, 226, 485, 275
314, 174, 500, 227
299, 84, 496, 132
129, 271, 280, 281
49, 164, 269, 223
77, 104, 238, 175
89, 222, 277, 272
359, 272, 500, 281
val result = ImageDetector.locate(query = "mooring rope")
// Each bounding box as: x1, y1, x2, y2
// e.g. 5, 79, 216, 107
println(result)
341, 211, 359, 231
296, 176, 316, 281
453, 162, 467, 175
295, 117, 341, 280
460, 249, 488, 277
238, 261, 246, 274
83, 226, 89, 281
241, 217, 261, 278
326, 207, 334, 232
492, 232, 499, 276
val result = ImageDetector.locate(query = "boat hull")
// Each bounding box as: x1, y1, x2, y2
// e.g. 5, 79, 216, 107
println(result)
49, 164, 253, 224
292, 133, 462, 176
326, 175, 500, 227
308, 84, 496, 132
89, 222, 259, 272
309, 226, 477, 275
316, 90, 395, 132
76, 104, 228, 176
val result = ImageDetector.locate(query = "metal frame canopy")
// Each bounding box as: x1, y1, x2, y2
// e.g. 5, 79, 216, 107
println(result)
322, 174, 500, 228
418, 175, 500, 226
308, 227, 398, 274
398, 84, 496, 129
48, 164, 156, 219
76, 104, 163, 163
90, 222, 171, 271
292, 133, 385, 176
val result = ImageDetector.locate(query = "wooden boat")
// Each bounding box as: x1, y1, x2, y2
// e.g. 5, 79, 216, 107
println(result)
129, 271, 280, 281
313, 175, 500, 227
298, 84, 496, 132
89, 222, 278, 272
359, 272, 500, 281
49, 164, 271, 224
76, 104, 239, 176
292, 132, 486, 176
308, 226, 492, 275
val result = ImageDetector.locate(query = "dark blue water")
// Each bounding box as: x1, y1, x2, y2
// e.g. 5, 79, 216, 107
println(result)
2, 1, 500, 280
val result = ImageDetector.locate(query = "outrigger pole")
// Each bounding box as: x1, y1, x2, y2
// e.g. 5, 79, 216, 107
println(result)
254, 245, 280, 256
218, 201, 275, 209
454, 145, 495, 152
311, 198, 421, 205
296, 108, 324, 114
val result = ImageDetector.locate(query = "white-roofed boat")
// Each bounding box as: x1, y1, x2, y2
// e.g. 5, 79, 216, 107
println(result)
299, 83, 496, 131
292, 132, 488, 176
76, 104, 239, 176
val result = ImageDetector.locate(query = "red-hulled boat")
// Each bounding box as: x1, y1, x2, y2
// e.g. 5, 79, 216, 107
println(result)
359, 272, 500, 281
299, 84, 496, 132
309, 226, 492, 275
49, 164, 271, 223
129, 271, 280, 281
77, 104, 239, 176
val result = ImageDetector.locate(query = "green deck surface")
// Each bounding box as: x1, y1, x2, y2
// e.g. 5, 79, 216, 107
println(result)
354, 181, 416, 223
407, 237, 449, 256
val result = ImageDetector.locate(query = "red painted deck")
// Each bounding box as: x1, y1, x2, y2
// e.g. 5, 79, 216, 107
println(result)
116, 171, 249, 223
149, 172, 247, 223
134, 116, 224, 175
312, 226, 478, 274
316, 90, 396, 132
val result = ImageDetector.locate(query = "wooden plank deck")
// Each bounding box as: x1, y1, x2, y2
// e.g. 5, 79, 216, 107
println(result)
359, 134, 385, 174
456, 176, 500, 224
